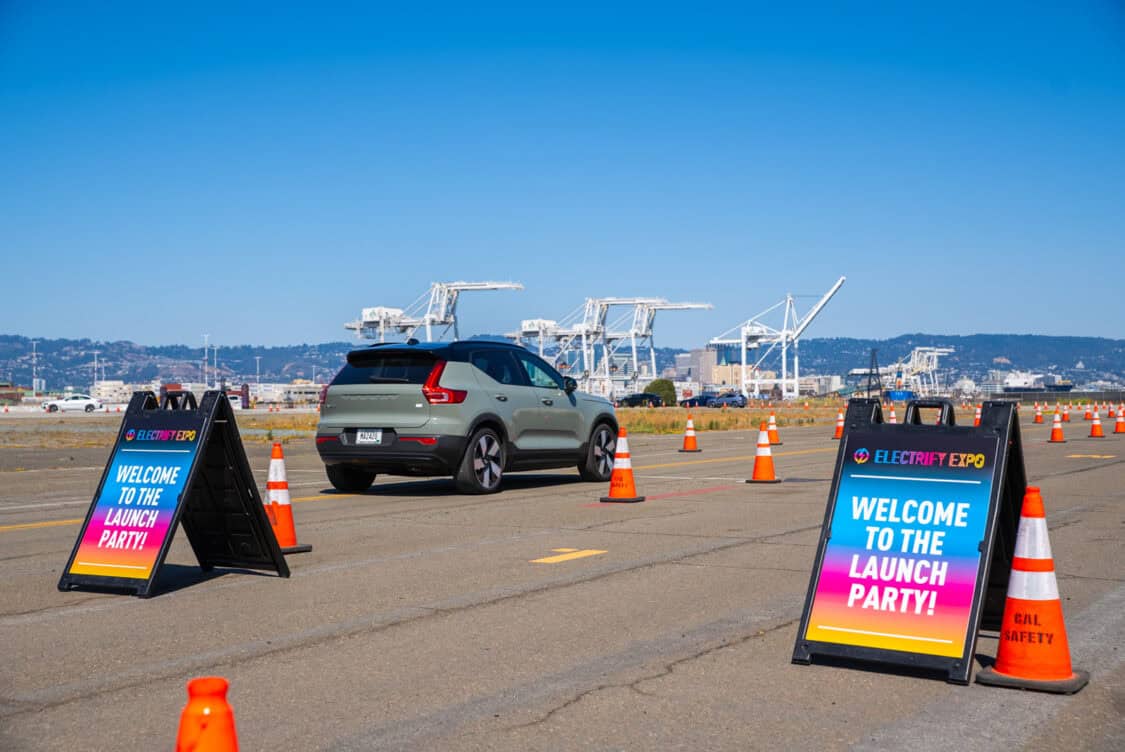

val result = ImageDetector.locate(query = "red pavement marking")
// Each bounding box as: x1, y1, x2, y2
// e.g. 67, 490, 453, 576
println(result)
582, 484, 739, 507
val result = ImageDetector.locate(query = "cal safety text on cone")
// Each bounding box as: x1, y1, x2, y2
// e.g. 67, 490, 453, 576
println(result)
976, 486, 1088, 694
176, 676, 239, 752
266, 442, 312, 554
600, 427, 645, 503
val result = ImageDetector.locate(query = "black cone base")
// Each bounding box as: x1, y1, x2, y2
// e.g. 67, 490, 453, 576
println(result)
975, 667, 1088, 695
600, 496, 645, 503
282, 544, 313, 555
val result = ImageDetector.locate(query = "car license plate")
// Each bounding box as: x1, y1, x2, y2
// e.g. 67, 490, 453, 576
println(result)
356, 429, 383, 445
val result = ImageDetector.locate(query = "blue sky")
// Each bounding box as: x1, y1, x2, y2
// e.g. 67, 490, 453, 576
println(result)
2, 2, 1123, 348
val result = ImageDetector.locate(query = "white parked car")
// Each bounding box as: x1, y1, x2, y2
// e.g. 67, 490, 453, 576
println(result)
42, 394, 103, 413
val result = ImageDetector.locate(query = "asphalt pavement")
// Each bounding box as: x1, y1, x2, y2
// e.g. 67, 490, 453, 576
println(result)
1, 413, 1122, 750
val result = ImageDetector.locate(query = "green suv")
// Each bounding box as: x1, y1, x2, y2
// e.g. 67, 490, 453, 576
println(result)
316, 340, 619, 494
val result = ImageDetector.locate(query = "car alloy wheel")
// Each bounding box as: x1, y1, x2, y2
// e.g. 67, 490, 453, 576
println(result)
592, 425, 616, 478
472, 433, 503, 489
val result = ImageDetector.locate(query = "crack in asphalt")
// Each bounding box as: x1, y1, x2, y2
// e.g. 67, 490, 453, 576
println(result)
1, 524, 818, 718
505, 617, 801, 732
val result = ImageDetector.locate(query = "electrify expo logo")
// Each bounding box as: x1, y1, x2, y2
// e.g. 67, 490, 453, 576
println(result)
852, 447, 985, 469
124, 429, 198, 443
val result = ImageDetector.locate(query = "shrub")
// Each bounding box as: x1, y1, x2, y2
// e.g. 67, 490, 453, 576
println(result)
644, 379, 677, 408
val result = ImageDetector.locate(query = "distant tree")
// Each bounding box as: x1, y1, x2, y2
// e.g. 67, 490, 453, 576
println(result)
644, 379, 677, 407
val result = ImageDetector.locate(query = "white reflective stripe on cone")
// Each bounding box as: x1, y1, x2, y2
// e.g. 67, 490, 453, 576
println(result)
1007, 569, 1060, 601
1013, 517, 1053, 560
756, 444, 770, 456
614, 456, 632, 469
268, 461, 286, 483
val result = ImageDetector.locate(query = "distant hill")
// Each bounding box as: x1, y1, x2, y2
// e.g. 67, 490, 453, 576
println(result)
1, 333, 1121, 391
789, 334, 1124, 385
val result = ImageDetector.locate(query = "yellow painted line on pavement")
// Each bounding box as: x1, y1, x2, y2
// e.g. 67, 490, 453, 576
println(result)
0, 492, 358, 534
1066, 454, 1115, 459
531, 548, 607, 564
1, 449, 835, 534
634, 446, 834, 471
292, 492, 357, 504
0, 518, 83, 533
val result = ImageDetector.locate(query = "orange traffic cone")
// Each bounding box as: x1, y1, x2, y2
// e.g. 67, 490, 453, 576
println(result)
1062, 404, 1071, 423
679, 414, 701, 453
266, 443, 312, 554
1047, 413, 1066, 443
176, 677, 239, 751
1033, 404, 1043, 424
1089, 410, 1105, 438
746, 422, 781, 483
976, 487, 1088, 694
1116, 409, 1125, 434
1108, 404, 1117, 419
767, 412, 782, 445
1083, 403, 1093, 420
803, 401, 810, 411
973, 404, 982, 427
887, 406, 897, 425
600, 428, 645, 503
832, 410, 844, 440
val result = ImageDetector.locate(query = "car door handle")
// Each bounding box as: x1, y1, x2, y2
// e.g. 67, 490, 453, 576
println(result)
541, 398, 553, 406
494, 394, 508, 402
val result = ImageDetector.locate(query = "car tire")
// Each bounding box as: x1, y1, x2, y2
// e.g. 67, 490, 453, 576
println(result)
85, 404, 95, 413
326, 465, 376, 493
48, 404, 58, 413
578, 422, 616, 482
455, 428, 504, 494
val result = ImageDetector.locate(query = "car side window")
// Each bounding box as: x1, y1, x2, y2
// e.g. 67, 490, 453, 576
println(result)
514, 351, 564, 390
470, 350, 527, 387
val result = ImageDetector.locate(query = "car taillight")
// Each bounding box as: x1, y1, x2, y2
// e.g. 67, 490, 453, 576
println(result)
421, 360, 467, 404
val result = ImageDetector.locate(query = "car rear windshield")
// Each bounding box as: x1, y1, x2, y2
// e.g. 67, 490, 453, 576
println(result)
331, 353, 436, 385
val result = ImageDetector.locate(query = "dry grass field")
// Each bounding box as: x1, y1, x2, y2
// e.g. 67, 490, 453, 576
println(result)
0, 398, 984, 449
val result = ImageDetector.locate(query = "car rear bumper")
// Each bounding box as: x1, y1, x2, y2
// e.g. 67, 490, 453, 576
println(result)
316, 432, 467, 476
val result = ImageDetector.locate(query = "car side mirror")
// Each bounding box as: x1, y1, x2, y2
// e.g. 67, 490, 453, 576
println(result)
563, 377, 578, 394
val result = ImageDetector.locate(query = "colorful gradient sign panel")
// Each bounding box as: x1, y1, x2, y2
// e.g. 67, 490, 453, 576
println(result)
804, 432, 998, 658
67, 426, 199, 580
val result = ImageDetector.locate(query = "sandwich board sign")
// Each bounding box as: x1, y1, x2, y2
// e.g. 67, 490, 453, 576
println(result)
59, 390, 289, 597
792, 398, 1023, 684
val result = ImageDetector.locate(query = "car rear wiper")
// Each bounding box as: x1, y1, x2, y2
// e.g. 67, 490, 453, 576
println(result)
368, 377, 411, 383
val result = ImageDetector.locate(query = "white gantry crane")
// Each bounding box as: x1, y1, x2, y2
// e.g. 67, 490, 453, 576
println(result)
511, 296, 711, 398
845, 346, 955, 397
709, 276, 846, 400
346, 281, 523, 342
895, 346, 956, 397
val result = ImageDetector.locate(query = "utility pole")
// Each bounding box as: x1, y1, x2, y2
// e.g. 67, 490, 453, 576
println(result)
212, 345, 219, 388
31, 340, 39, 393
866, 348, 882, 400
91, 350, 100, 393
202, 334, 210, 388
255, 356, 261, 384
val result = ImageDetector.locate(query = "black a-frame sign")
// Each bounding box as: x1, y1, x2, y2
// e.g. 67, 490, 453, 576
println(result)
793, 398, 1024, 684
59, 390, 289, 597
